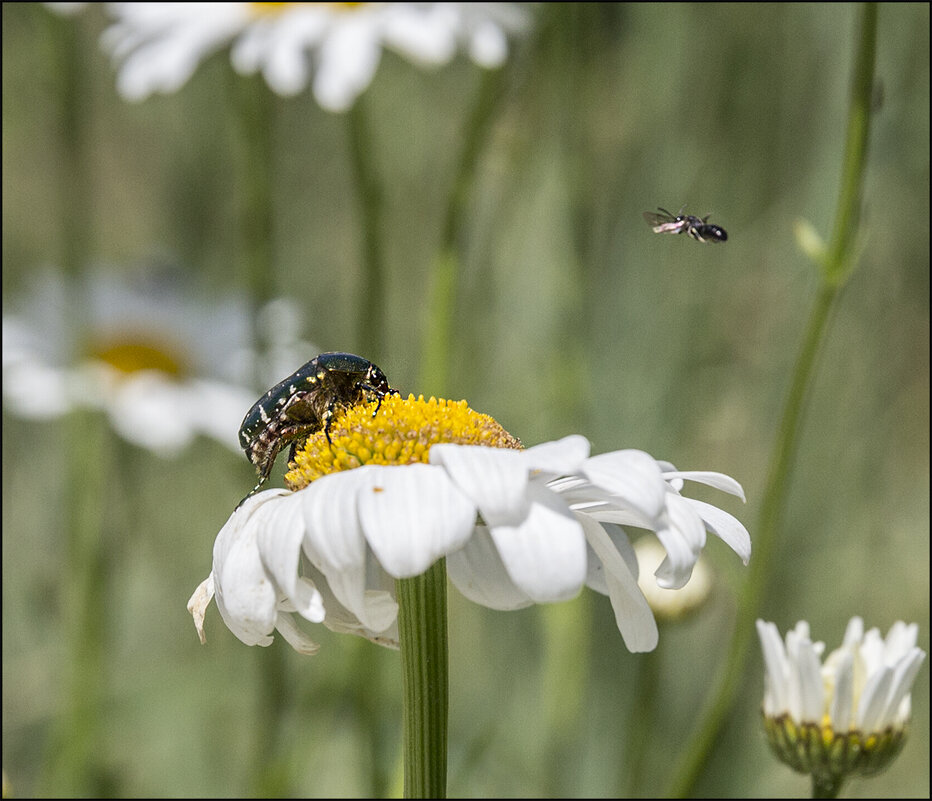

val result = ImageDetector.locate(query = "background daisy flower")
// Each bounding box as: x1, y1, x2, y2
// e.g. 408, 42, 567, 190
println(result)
101, 2, 529, 109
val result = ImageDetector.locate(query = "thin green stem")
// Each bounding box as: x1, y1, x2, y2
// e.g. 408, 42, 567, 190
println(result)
42, 412, 113, 796
230, 74, 277, 372
667, 4, 878, 796
346, 100, 386, 363
420, 67, 509, 396
396, 559, 449, 799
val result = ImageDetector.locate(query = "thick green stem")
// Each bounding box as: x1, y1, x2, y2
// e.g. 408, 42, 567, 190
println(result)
396, 559, 449, 799
667, 4, 878, 796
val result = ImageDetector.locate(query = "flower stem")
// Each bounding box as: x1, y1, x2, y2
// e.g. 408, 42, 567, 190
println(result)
420, 66, 509, 396
396, 559, 449, 799
667, 4, 878, 796
346, 99, 386, 363
229, 73, 277, 376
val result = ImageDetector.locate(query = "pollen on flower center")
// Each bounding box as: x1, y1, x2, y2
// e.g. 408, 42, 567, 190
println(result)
285, 393, 522, 489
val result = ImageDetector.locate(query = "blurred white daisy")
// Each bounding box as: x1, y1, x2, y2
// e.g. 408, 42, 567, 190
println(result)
756, 617, 926, 788
189, 394, 750, 653
1, 266, 312, 457
101, 2, 529, 110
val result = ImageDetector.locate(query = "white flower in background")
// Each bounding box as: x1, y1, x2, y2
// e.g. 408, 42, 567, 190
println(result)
189, 395, 750, 653
100, 2, 529, 110
757, 617, 926, 789
1, 266, 314, 457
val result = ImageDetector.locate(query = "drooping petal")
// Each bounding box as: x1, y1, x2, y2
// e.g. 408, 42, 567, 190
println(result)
255, 492, 324, 623
580, 516, 658, 652
211, 493, 287, 646
302, 558, 398, 647
446, 525, 534, 610
300, 468, 379, 629
358, 463, 477, 578
683, 497, 751, 565
274, 612, 320, 655
488, 483, 586, 603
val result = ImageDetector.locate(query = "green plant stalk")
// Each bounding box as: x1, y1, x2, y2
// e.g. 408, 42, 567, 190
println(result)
230, 74, 277, 364
667, 4, 878, 796
347, 100, 387, 363
43, 412, 111, 796
420, 66, 509, 396
396, 559, 449, 799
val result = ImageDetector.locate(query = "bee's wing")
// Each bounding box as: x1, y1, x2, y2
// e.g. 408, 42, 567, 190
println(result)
643, 210, 671, 226
643, 210, 685, 234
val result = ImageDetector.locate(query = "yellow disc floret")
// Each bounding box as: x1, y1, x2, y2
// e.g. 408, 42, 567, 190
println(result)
285, 394, 522, 490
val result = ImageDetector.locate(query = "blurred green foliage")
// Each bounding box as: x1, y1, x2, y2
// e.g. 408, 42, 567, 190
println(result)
2, 3, 928, 797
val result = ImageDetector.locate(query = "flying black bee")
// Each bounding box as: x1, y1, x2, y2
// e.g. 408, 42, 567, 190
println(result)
643, 206, 727, 243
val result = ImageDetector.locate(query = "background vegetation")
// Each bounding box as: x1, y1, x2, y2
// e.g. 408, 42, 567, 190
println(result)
3, 3, 928, 797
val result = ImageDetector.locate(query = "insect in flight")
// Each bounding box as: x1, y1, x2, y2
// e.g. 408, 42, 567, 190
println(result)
643, 206, 727, 243
237, 352, 396, 504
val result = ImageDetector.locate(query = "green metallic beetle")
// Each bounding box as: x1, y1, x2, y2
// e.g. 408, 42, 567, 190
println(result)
238, 352, 394, 503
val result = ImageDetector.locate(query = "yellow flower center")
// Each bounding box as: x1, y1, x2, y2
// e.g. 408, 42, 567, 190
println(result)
249, 2, 364, 16
285, 394, 522, 490
90, 338, 185, 376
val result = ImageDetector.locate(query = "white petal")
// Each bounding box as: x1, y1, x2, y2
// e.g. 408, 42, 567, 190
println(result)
757, 620, 790, 715
829, 650, 854, 730
651, 525, 697, 590
382, 4, 458, 65
683, 498, 751, 565
522, 434, 590, 475
255, 493, 324, 623
211, 502, 279, 646
581, 449, 667, 521
302, 558, 399, 646
794, 637, 824, 724
488, 483, 586, 603
313, 15, 382, 111
430, 444, 527, 526
358, 464, 476, 578
187, 575, 215, 645
274, 612, 320, 655
662, 470, 746, 502
447, 525, 533, 610
468, 19, 508, 68
858, 665, 894, 732
880, 648, 925, 727
584, 522, 638, 595
300, 470, 379, 629
581, 516, 658, 652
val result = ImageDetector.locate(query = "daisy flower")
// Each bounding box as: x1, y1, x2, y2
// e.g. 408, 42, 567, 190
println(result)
1, 266, 308, 457
756, 617, 926, 790
189, 393, 751, 653
101, 2, 529, 110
